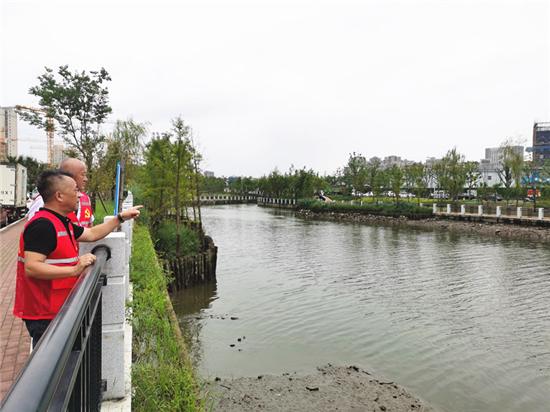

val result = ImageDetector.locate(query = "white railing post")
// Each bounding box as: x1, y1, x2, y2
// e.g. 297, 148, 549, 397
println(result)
433, 204, 437, 213
79, 230, 127, 400
496, 206, 501, 217
478, 205, 483, 216
517, 207, 522, 219
79, 192, 135, 400
538, 208, 544, 220
461, 205, 465, 215
446, 204, 451, 214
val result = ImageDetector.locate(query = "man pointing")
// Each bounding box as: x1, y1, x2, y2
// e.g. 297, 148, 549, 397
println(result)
14, 169, 142, 348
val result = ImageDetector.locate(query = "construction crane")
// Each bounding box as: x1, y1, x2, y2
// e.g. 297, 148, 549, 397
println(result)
0, 106, 55, 166
15, 105, 55, 167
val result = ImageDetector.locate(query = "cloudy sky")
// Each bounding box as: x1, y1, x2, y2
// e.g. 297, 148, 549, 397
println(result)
1, 1, 548, 177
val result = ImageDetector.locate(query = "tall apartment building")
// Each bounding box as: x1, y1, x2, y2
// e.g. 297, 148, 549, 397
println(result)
531, 122, 550, 162
0, 107, 18, 158
484, 145, 524, 165
53, 144, 68, 166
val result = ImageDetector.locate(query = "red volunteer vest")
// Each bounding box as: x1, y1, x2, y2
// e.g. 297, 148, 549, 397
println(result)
13, 210, 80, 320
77, 192, 93, 228
34, 193, 92, 227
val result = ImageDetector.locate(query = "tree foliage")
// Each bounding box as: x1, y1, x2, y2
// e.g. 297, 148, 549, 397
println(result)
18, 65, 112, 169
434, 148, 466, 204
344, 152, 367, 200
18, 65, 112, 207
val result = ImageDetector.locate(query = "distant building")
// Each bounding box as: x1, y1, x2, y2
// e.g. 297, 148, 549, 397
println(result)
478, 159, 501, 186
204, 171, 215, 177
0, 107, 18, 158
53, 144, 68, 167
485, 146, 524, 165
380, 155, 414, 169
530, 122, 550, 162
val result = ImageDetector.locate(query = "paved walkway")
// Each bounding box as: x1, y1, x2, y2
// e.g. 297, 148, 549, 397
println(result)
0, 219, 30, 402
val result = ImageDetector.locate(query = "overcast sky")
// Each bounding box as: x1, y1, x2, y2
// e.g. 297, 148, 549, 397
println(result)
1, 1, 549, 177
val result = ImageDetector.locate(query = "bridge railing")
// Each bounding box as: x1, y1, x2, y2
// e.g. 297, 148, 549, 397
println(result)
0, 245, 111, 412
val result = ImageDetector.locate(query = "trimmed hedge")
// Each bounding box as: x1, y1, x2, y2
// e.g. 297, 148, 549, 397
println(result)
297, 199, 433, 219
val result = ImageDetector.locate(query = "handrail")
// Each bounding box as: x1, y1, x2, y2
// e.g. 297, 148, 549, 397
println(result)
0, 245, 111, 412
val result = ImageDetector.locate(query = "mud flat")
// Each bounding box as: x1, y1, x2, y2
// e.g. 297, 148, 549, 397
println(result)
205, 365, 440, 412
299, 210, 550, 242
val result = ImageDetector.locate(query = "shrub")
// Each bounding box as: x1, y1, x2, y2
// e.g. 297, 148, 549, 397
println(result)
154, 220, 201, 260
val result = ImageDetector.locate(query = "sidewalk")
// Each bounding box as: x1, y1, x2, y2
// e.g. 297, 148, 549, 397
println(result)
0, 219, 31, 402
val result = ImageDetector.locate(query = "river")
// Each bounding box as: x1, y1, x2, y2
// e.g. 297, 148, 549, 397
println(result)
171, 204, 550, 412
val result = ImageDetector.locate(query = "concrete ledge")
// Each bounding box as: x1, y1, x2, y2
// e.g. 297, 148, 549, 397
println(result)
102, 325, 126, 399
101, 315, 132, 411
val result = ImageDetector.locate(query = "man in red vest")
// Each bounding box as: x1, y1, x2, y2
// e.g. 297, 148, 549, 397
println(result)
28, 158, 94, 227
14, 169, 142, 348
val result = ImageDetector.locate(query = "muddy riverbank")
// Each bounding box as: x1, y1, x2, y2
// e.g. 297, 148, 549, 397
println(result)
206, 365, 439, 412
298, 210, 550, 242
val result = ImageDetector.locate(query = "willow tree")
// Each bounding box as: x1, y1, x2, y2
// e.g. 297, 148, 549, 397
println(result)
499, 139, 525, 206
436, 148, 466, 204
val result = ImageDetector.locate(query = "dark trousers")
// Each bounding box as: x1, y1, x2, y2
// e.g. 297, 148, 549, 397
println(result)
23, 318, 52, 349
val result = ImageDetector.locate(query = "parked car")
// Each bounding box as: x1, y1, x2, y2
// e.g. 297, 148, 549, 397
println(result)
399, 192, 416, 198
430, 190, 449, 200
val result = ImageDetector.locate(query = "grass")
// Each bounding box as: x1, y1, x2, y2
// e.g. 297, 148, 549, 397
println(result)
129, 224, 206, 411
93, 199, 115, 223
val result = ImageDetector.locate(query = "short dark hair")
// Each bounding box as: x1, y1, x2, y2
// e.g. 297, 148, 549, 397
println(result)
37, 169, 74, 203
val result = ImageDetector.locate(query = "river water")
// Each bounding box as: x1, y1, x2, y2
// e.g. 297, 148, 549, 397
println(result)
171, 204, 550, 412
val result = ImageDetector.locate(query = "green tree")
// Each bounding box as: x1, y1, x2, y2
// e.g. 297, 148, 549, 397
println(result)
344, 152, 368, 201
499, 139, 525, 207
200, 176, 226, 194
140, 134, 174, 230
365, 158, 381, 202
403, 162, 426, 205
262, 168, 286, 198
373, 168, 389, 205
437, 148, 466, 204
18, 65, 112, 207
387, 164, 404, 205
171, 117, 193, 257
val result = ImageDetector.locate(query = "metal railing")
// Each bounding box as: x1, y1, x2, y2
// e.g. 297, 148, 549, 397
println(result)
1, 245, 111, 412
435, 204, 549, 220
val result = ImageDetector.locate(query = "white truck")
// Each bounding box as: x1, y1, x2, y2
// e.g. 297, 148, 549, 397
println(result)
0, 163, 28, 223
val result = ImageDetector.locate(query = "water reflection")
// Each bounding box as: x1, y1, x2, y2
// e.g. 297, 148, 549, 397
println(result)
171, 205, 550, 412
171, 280, 217, 364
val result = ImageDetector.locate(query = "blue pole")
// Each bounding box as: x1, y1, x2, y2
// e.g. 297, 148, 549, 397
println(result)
114, 162, 121, 215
